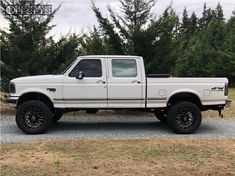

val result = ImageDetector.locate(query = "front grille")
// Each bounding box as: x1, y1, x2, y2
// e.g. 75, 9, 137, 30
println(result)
9, 82, 16, 93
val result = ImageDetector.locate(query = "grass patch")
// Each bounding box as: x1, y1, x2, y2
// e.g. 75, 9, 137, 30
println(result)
144, 147, 161, 158
1, 139, 235, 176
203, 87, 235, 119
0, 92, 16, 115
54, 160, 62, 175
46, 144, 68, 153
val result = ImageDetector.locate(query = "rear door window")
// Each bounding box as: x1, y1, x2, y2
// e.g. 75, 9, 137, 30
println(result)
112, 59, 137, 77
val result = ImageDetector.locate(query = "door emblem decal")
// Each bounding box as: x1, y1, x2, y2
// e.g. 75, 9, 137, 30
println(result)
211, 87, 224, 91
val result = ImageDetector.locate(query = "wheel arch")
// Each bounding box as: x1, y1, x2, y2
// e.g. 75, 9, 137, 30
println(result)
167, 91, 202, 108
17, 92, 54, 109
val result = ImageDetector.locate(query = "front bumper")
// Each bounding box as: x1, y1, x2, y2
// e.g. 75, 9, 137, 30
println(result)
225, 100, 232, 107
6, 96, 19, 107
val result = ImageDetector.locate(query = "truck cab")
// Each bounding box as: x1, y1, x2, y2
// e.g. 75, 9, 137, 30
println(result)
61, 56, 145, 108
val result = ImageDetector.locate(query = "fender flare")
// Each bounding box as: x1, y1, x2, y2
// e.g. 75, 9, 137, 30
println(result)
18, 88, 54, 107
167, 89, 202, 105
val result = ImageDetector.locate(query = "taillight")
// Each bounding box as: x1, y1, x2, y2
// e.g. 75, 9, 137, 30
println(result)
224, 84, 228, 96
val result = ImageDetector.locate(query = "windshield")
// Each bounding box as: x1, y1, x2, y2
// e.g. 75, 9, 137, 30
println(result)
61, 59, 77, 75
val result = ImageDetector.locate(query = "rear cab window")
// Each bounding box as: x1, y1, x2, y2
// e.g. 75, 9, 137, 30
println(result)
112, 59, 137, 77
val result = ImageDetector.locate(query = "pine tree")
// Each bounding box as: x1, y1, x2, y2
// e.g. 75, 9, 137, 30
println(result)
92, 3, 124, 54
80, 27, 106, 55
0, 0, 79, 91
199, 3, 213, 29
215, 2, 224, 21
182, 8, 189, 30
145, 8, 178, 74
189, 12, 198, 36
223, 12, 235, 84
175, 18, 230, 78
119, 0, 155, 32
91, 1, 179, 74
92, 0, 156, 57
178, 8, 191, 49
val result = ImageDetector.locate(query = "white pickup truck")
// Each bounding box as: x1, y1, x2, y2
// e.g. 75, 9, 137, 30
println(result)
7, 55, 231, 134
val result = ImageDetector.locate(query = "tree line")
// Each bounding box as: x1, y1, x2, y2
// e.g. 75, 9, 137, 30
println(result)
1, 0, 235, 91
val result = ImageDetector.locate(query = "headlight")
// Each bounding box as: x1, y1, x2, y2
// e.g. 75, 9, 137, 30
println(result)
9, 82, 16, 94
224, 83, 228, 96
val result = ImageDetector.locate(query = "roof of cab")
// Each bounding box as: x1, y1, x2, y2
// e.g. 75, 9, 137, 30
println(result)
80, 55, 142, 59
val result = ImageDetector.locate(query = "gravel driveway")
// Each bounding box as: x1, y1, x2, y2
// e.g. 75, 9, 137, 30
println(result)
1, 115, 235, 143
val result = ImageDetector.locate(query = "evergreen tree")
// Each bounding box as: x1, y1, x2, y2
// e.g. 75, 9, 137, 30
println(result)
223, 12, 235, 83
145, 8, 178, 74
80, 27, 106, 55
92, 0, 156, 56
1, 0, 234, 89
92, 3, 124, 54
92, 0, 179, 74
118, 0, 155, 54
182, 8, 189, 30
175, 18, 231, 78
189, 12, 198, 36
199, 3, 213, 29
0, 0, 79, 91
215, 2, 224, 21
177, 9, 198, 57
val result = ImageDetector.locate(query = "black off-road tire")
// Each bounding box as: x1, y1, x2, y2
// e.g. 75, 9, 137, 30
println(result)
167, 101, 202, 134
53, 109, 64, 123
16, 100, 53, 134
155, 110, 167, 123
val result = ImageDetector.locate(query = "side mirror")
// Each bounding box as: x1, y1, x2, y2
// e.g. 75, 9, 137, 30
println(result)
76, 71, 84, 80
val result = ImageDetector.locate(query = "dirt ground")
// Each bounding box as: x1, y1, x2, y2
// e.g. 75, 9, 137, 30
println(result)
1, 139, 235, 176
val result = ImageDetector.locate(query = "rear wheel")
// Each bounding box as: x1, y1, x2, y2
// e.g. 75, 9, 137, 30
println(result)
16, 100, 52, 134
167, 102, 202, 134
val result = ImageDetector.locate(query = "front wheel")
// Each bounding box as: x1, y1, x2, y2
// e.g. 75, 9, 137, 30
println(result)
16, 100, 53, 134
155, 110, 167, 123
53, 109, 64, 123
167, 102, 202, 134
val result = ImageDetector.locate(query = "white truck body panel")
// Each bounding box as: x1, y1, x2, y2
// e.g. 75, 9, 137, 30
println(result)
12, 75, 63, 104
147, 78, 228, 108
62, 58, 107, 108
9, 56, 228, 109
106, 57, 145, 108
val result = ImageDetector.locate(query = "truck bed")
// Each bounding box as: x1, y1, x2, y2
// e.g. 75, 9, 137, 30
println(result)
146, 77, 228, 108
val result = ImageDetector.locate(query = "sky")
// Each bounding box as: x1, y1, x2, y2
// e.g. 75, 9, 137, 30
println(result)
1, 0, 235, 40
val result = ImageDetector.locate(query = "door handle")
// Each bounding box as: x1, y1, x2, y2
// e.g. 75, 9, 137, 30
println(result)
97, 80, 106, 84
132, 80, 141, 84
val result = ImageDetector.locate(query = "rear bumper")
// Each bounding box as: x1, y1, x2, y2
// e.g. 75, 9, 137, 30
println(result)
6, 96, 19, 107
225, 100, 232, 107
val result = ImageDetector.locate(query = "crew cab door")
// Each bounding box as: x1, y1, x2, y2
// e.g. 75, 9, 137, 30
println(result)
62, 58, 107, 108
107, 58, 143, 108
